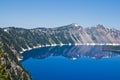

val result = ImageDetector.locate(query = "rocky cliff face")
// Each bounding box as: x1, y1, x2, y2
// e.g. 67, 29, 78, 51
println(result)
1, 23, 120, 56
2, 24, 120, 48
0, 45, 31, 80
0, 23, 120, 79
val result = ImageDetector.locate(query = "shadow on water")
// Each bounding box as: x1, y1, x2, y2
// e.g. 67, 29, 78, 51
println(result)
22, 45, 120, 62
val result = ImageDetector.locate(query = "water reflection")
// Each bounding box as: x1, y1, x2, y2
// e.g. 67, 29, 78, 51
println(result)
22, 45, 120, 61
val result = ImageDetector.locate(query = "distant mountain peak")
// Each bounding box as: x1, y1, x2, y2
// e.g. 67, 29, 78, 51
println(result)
96, 24, 105, 29
70, 23, 79, 27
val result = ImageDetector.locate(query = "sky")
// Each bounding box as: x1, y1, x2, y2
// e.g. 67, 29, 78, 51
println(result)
0, 0, 120, 29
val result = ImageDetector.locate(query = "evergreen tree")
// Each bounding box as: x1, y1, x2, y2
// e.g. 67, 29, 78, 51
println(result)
0, 46, 9, 80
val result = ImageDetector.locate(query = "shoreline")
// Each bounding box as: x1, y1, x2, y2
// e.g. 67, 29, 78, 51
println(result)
18, 43, 120, 61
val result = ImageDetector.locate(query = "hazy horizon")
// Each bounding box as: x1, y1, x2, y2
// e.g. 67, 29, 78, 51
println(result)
1, 0, 120, 29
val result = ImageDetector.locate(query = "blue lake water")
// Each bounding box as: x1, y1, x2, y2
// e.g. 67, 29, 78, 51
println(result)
21, 45, 120, 80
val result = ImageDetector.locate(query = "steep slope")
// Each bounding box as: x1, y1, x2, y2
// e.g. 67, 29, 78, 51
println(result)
2, 24, 120, 46
0, 47, 8, 80
0, 23, 120, 79
0, 24, 120, 58
1, 24, 120, 53
0, 45, 31, 80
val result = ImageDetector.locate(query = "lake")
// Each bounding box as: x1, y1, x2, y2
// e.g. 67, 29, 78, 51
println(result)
21, 45, 120, 80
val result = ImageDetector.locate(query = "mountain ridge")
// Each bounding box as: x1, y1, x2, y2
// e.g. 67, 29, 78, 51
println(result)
1, 24, 120, 54
0, 23, 120, 80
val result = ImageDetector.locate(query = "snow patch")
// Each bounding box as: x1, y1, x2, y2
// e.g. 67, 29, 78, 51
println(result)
18, 43, 120, 61
71, 57, 77, 60
17, 57, 23, 61
75, 24, 79, 27
4, 29, 8, 32
68, 43, 72, 46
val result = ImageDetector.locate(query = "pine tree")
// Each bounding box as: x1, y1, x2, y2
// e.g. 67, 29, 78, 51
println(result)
0, 46, 9, 80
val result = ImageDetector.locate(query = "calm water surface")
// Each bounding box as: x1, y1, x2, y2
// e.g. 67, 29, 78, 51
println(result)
21, 45, 120, 80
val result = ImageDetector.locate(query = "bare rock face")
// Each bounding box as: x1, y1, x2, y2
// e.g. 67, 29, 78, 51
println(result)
0, 45, 31, 80
0, 24, 120, 79
1, 24, 120, 53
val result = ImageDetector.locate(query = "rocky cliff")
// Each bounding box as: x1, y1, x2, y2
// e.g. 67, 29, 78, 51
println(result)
0, 23, 120, 79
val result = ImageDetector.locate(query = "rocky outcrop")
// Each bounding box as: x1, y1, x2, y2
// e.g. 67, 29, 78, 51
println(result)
0, 44, 31, 80
1, 24, 120, 53
0, 23, 120, 79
